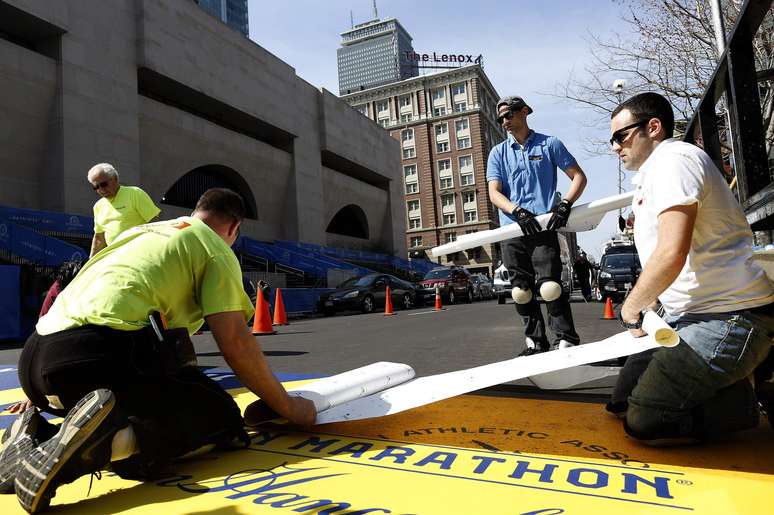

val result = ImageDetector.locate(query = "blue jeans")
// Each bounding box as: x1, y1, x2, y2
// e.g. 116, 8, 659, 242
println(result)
623, 305, 774, 440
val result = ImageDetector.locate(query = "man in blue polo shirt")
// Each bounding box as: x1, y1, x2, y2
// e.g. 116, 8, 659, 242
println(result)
487, 96, 587, 355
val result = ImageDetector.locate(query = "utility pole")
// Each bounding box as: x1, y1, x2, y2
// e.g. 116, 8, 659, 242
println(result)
613, 79, 626, 231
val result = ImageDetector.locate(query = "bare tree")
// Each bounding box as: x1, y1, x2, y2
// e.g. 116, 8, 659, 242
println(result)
558, 0, 773, 156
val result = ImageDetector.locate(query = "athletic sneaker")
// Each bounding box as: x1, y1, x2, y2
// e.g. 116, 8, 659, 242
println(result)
0, 408, 57, 494
550, 339, 577, 351
15, 389, 118, 513
518, 337, 548, 357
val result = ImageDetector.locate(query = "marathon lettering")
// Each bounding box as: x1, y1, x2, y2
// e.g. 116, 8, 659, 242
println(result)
252, 432, 679, 501
403, 426, 548, 438
404, 51, 483, 65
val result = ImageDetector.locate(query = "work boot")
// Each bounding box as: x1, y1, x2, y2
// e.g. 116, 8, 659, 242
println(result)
0, 408, 57, 493
518, 337, 548, 357
15, 389, 120, 513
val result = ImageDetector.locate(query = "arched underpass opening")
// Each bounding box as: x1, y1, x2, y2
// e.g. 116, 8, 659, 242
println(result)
161, 164, 258, 219
326, 204, 369, 239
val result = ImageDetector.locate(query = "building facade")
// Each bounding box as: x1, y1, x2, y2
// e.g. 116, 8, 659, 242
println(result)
342, 65, 506, 274
337, 18, 417, 95
0, 0, 405, 256
195, 0, 249, 37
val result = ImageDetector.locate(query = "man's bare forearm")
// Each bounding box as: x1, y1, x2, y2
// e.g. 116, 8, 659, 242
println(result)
622, 248, 685, 317
563, 170, 587, 204
90, 233, 106, 257
207, 311, 313, 423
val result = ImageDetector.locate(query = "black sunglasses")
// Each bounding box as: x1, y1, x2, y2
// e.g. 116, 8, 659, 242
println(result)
91, 180, 110, 190
609, 119, 649, 146
496, 109, 514, 125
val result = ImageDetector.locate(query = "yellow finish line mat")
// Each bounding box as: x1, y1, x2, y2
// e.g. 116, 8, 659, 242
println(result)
1, 382, 773, 513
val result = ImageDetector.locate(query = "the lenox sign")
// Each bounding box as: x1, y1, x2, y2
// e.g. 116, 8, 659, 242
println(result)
404, 51, 483, 66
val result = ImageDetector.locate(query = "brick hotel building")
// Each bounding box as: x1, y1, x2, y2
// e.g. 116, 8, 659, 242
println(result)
341, 64, 505, 274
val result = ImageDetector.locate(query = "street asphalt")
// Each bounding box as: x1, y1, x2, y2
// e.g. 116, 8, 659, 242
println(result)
0, 298, 623, 381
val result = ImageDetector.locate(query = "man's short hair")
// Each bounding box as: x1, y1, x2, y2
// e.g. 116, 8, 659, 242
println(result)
611, 92, 674, 139
87, 163, 119, 181
194, 188, 246, 222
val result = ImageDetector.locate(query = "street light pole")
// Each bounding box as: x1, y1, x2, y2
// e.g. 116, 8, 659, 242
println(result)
613, 79, 626, 231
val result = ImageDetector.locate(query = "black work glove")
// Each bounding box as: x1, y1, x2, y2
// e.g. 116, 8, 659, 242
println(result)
511, 207, 542, 236
546, 199, 573, 231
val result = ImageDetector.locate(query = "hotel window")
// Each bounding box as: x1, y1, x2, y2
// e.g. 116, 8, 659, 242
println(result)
455, 119, 469, 132
407, 199, 420, 216
405, 165, 419, 194
443, 213, 456, 225
463, 191, 477, 222
408, 217, 421, 229
399, 95, 412, 108
436, 141, 449, 153
451, 83, 466, 96
376, 100, 389, 114
438, 160, 453, 189
402, 147, 416, 159
432, 88, 445, 101
435, 123, 448, 137
355, 104, 368, 116
444, 232, 457, 243
457, 136, 471, 149
378, 118, 390, 128
453, 101, 467, 113
400, 113, 413, 122
442, 193, 455, 208
410, 236, 422, 247
401, 128, 414, 143
433, 106, 447, 117
458, 155, 474, 186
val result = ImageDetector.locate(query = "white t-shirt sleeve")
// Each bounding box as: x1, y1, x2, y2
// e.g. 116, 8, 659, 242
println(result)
649, 150, 705, 215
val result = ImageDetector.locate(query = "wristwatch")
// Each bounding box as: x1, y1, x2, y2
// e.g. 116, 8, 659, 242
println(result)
618, 309, 644, 329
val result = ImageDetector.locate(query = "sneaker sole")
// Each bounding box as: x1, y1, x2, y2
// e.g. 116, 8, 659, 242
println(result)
0, 409, 41, 494
0, 435, 36, 494
15, 390, 114, 513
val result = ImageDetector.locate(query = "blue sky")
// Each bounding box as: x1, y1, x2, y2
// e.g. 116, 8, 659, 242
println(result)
247, 0, 632, 259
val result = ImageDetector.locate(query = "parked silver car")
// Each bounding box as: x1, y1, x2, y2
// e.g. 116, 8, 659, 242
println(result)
470, 274, 494, 300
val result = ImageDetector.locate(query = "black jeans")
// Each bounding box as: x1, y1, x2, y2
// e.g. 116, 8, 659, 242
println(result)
501, 231, 579, 347
18, 326, 244, 477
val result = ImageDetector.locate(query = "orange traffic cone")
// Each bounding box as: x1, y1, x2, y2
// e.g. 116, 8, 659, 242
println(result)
602, 297, 616, 320
434, 285, 444, 311
384, 286, 396, 316
272, 288, 289, 326
252, 291, 276, 335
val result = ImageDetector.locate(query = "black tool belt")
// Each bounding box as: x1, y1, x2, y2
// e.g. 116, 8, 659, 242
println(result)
132, 312, 197, 376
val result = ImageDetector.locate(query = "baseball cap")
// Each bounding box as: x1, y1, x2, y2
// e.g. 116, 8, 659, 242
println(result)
496, 96, 533, 114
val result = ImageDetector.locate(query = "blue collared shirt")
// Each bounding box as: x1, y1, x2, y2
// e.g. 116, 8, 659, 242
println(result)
486, 131, 577, 226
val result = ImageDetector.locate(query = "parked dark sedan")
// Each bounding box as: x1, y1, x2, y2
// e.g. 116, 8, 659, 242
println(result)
317, 273, 417, 315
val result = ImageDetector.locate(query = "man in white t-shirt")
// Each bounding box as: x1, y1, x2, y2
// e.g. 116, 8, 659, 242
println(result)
607, 92, 774, 445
